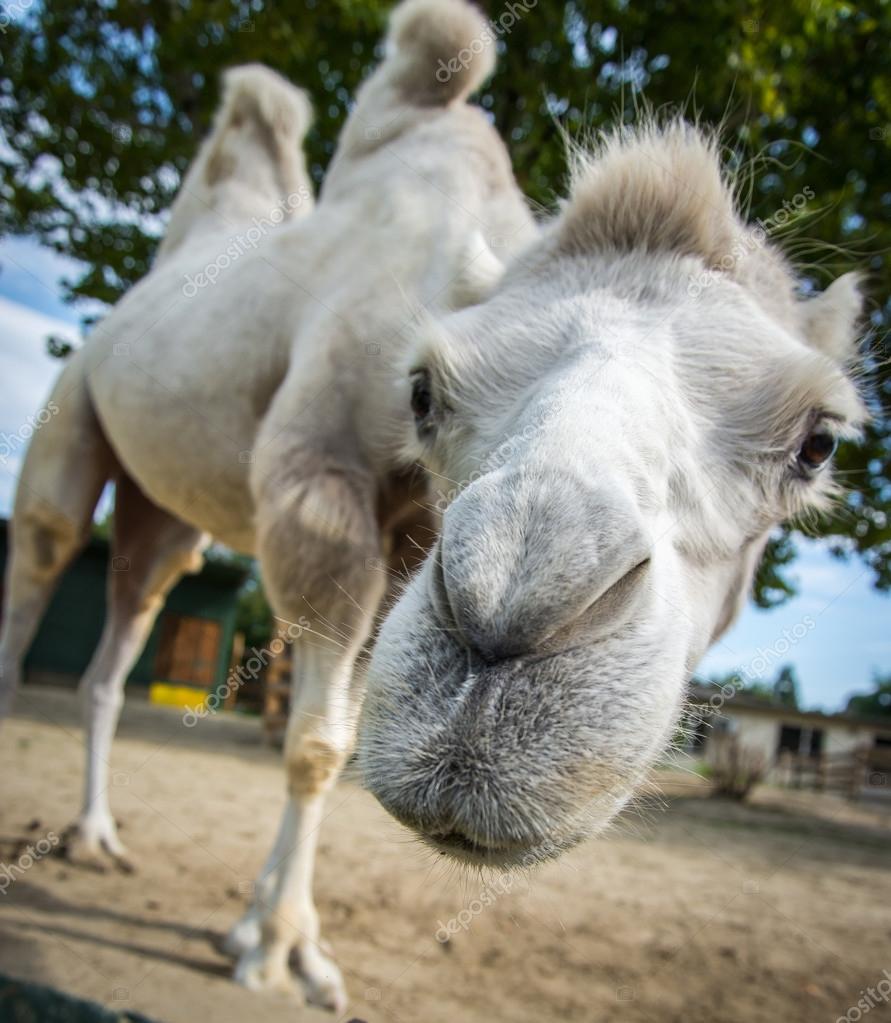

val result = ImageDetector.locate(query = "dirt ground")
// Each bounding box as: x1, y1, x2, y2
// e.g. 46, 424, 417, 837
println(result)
2, 687, 890, 1023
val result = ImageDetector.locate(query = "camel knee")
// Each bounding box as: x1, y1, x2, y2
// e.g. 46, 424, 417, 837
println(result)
0, 511, 88, 683
285, 732, 349, 797
16, 508, 85, 583
83, 674, 125, 712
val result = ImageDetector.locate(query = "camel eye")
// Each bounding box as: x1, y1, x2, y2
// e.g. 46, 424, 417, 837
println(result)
410, 369, 434, 434
798, 428, 837, 472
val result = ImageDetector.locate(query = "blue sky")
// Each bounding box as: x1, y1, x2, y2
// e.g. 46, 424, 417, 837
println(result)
0, 235, 888, 712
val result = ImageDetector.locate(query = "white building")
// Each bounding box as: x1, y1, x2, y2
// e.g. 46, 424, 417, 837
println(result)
682, 684, 891, 797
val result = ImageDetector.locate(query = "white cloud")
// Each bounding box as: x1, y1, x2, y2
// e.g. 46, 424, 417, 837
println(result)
0, 296, 73, 514
0, 235, 103, 325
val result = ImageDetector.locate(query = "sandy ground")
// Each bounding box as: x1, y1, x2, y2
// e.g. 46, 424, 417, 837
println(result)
2, 687, 891, 1023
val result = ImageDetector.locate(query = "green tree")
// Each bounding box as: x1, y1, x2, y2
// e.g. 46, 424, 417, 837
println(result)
233, 568, 275, 653
202, 548, 275, 651
771, 664, 800, 708
704, 663, 801, 707
1, 0, 889, 602
846, 672, 891, 717
704, 671, 772, 703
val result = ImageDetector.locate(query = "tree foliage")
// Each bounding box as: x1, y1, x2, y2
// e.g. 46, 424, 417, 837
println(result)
846, 672, 891, 717
772, 664, 800, 709
706, 663, 802, 708
1, 0, 889, 603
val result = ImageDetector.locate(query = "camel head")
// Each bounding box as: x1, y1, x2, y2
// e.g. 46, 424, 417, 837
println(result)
358, 123, 866, 868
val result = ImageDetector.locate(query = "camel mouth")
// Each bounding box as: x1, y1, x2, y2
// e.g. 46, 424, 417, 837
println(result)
425, 829, 511, 861
359, 558, 689, 873
420, 827, 573, 869
368, 788, 568, 868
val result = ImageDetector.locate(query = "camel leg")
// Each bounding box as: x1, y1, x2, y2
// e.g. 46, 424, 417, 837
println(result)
222, 778, 301, 957
65, 473, 206, 868
229, 449, 385, 1011
0, 354, 114, 722
225, 501, 434, 967
233, 637, 377, 1010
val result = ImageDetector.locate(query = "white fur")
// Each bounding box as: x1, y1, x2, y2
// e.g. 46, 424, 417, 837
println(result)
357, 124, 866, 866
0, 0, 533, 1010
1, 2, 865, 1010
156, 63, 315, 263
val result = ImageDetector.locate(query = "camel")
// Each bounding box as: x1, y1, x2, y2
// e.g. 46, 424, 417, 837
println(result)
0, 0, 866, 1012
355, 122, 866, 868
0, 0, 537, 1009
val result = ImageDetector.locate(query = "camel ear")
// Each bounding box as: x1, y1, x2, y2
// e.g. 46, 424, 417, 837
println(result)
802, 273, 862, 364
448, 232, 506, 307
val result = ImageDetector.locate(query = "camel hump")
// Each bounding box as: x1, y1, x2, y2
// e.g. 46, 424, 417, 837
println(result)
385, 0, 496, 104
203, 64, 313, 188
156, 64, 314, 263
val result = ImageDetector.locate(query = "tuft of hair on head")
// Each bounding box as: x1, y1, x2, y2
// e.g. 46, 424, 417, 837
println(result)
205, 63, 313, 186
556, 120, 743, 267
385, 0, 496, 105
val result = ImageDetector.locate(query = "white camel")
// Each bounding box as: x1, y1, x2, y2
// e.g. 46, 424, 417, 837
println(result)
356, 124, 865, 865
0, 0, 866, 1012
1, 0, 536, 1009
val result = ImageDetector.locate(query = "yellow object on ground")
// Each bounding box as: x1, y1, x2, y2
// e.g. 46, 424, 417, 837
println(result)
149, 682, 209, 711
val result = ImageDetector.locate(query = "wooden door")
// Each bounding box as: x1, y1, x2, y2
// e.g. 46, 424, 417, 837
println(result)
155, 614, 221, 687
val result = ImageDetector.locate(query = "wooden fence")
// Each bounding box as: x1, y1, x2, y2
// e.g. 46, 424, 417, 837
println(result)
775, 747, 891, 799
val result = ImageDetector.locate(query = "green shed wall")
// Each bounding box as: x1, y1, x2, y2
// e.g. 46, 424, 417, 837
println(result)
0, 525, 245, 690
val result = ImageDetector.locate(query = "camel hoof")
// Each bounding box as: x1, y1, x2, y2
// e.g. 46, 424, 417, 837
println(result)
293, 943, 348, 1013
60, 818, 135, 874
233, 948, 300, 997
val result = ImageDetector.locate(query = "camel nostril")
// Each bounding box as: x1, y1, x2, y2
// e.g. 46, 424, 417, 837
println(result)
429, 540, 467, 641
436, 467, 654, 661
428, 541, 448, 611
